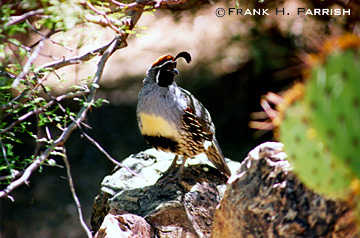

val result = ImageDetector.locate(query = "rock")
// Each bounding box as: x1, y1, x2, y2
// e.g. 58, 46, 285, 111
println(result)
94, 210, 153, 238
211, 142, 357, 238
91, 148, 241, 237
91, 143, 357, 238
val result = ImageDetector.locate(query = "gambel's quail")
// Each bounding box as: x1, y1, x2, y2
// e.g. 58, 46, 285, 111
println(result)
137, 51, 231, 178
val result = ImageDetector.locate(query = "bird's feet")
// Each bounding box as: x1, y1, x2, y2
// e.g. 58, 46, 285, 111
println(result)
159, 156, 188, 186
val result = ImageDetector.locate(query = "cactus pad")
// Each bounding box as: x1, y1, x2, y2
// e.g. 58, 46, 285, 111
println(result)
278, 46, 360, 199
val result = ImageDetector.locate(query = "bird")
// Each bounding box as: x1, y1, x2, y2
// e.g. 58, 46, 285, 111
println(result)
136, 51, 231, 178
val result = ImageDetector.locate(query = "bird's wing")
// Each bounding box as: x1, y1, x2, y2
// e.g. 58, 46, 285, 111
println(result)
180, 87, 231, 177
179, 88, 215, 141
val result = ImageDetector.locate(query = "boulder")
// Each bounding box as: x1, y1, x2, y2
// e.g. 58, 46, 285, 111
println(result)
91, 143, 357, 238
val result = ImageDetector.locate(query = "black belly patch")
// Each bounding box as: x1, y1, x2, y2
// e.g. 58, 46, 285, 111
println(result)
143, 135, 179, 152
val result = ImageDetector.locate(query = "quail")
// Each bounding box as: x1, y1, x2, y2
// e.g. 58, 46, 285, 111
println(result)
137, 51, 231, 178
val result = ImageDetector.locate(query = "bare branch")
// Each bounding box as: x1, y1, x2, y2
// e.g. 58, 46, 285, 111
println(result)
0, 170, 20, 182
5, 9, 44, 27
11, 39, 45, 88
62, 147, 93, 238
108, 0, 208, 10
35, 39, 116, 72
26, 20, 74, 52
5, 39, 60, 60
50, 90, 139, 177
81, 132, 139, 177
82, 1, 122, 33
109, 0, 139, 9
84, 14, 124, 30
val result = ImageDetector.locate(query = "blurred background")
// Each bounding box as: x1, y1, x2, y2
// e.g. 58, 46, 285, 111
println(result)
1, 0, 359, 237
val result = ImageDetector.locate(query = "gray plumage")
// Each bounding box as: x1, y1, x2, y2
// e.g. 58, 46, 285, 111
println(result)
137, 52, 231, 177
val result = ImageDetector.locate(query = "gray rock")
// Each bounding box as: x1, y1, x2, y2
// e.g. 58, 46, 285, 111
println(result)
91, 143, 357, 238
91, 148, 241, 237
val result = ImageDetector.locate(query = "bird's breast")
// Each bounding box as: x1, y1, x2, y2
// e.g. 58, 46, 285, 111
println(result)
138, 112, 180, 139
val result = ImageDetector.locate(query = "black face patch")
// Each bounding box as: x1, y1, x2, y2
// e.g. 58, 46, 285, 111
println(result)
157, 69, 176, 87
143, 135, 179, 152
155, 60, 177, 87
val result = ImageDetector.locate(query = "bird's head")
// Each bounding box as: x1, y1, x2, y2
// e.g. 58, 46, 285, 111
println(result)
146, 51, 191, 87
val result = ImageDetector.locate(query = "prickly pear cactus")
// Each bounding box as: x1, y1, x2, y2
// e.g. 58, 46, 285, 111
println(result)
277, 35, 360, 199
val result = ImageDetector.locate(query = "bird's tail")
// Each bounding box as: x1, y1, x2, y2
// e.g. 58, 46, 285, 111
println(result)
205, 137, 231, 177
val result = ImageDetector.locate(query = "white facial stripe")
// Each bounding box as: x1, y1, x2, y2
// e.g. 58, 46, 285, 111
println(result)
155, 70, 161, 84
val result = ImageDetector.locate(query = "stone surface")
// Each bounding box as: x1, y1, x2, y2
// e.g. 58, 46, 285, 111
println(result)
211, 142, 358, 238
91, 148, 241, 237
94, 210, 153, 238
91, 143, 357, 238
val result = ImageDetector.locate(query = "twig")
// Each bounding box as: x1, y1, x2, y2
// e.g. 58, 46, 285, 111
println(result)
0, 170, 20, 182
0, 70, 16, 79
84, 14, 124, 30
50, 92, 139, 177
81, 132, 139, 176
0, 90, 89, 135
1, 75, 49, 114
26, 20, 74, 52
5, 38, 60, 60
0, 88, 28, 111
5, 9, 44, 27
109, 0, 192, 10
0, 36, 121, 199
11, 39, 45, 88
0, 137, 17, 182
109, 0, 139, 9
62, 147, 93, 238
35, 38, 116, 72
83, 1, 122, 33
